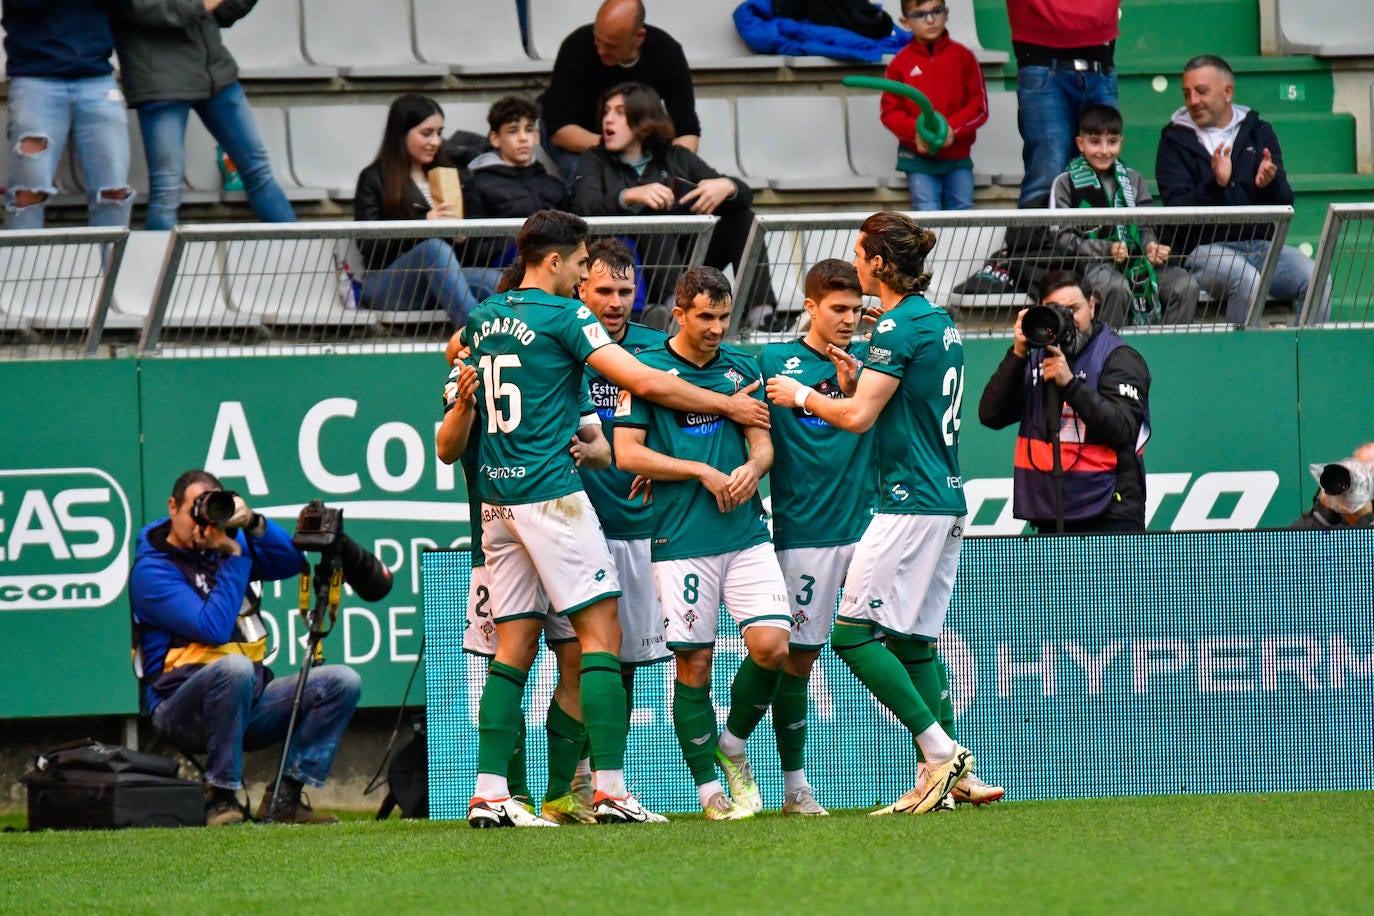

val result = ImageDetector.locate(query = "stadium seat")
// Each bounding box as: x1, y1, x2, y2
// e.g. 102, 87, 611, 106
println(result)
287, 105, 392, 199
844, 94, 906, 189
876, 0, 1009, 65
642, 0, 785, 69
110, 230, 168, 324
735, 96, 882, 191
0, 241, 143, 332
524, 0, 597, 61
220, 0, 337, 79
299, 0, 449, 78
221, 108, 327, 203
413, 0, 549, 75
1275, 0, 1374, 56
695, 97, 764, 190
975, 92, 1023, 187
220, 238, 378, 330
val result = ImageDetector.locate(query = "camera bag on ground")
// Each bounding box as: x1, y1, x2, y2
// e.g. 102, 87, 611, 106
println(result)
376, 716, 428, 819
22, 738, 206, 830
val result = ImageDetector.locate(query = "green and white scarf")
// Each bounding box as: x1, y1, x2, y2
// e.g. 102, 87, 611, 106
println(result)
1067, 156, 1161, 325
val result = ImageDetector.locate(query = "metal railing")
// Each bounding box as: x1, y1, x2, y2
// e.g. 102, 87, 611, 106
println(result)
138, 216, 719, 357
733, 206, 1295, 340
0, 227, 129, 360
1302, 204, 1374, 326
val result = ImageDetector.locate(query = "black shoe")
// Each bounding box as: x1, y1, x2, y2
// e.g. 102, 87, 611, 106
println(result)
257, 778, 339, 825
952, 257, 1016, 296
205, 786, 245, 826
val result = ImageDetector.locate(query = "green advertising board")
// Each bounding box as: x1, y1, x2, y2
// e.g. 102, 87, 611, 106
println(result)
1, 326, 1370, 719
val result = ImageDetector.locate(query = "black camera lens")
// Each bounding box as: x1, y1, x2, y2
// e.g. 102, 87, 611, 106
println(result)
1022, 304, 1076, 350
1319, 463, 1352, 496
192, 490, 237, 527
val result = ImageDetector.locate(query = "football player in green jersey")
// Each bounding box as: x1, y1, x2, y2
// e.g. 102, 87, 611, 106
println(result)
767, 212, 1000, 814
615, 267, 793, 821
757, 259, 872, 816
443, 211, 770, 828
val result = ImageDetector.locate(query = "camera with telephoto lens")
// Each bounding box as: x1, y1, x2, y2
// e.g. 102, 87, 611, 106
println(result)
1316, 459, 1374, 511
293, 499, 394, 602
191, 489, 238, 528
1022, 304, 1079, 353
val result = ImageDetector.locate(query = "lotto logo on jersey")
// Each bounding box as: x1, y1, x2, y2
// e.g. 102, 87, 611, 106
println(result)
876, 318, 896, 334
782, 356, 803, 374
674, 410, 724, 436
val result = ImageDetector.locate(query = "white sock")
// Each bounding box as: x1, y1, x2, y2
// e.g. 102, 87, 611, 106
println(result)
716, 727, 746, 759
474, 773, 509, 800
915, 723, 956, 763
698, 779, 726, 808
594, 768, 626, 797
783, 769, 809, 794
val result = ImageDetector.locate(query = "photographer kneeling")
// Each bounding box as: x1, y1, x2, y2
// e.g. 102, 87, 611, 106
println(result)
130, 470, 361, 825
1290, 444, 1374, 529
978, 271, 1152, 534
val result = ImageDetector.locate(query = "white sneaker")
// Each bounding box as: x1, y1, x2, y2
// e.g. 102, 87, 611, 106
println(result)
869, 744, 975, 816
468, 796, 559, 828
592, 791, 668, 824
715, 746, 763, 813
951, 773, 1004, 806
781, 786, 829, 816
702, 791, 754, 821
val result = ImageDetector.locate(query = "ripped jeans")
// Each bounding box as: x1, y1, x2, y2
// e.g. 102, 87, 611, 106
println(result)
4, 74, 133, 230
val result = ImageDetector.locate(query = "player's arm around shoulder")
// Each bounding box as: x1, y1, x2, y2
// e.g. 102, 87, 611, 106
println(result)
767, 345, 898, 434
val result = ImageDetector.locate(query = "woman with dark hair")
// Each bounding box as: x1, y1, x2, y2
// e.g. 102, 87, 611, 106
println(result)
571, 82, 772, 312
353, 93, 497, 328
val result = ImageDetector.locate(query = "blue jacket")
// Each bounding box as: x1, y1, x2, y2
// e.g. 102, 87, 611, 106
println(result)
2, 0, 115, 78
733, 0, 910, 62
130, 515, 303, 712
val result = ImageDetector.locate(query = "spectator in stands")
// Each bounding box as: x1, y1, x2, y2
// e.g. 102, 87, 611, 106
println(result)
571, 82, 772, 314
1290, 443, 1374, 530
130, 469, 360, 825
354, 94, 500, 329
540, 0, 700, 189
464, 96, 567, 219
2, 0, 133, 230
881, 0, 988, 211
1155, 54, 1316, 324
1050, 104, 1198, 326
110, 0, 294, 230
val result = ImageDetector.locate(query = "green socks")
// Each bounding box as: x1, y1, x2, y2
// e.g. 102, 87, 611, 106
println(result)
771, 670, 810, 772
477, 661, 528, 777
507, 713, 528, 798
887, 638, 955, 760
724, 656, 783, 741
672, 681, 719, 786
543, 697, 586, 802
831, 622, 936, 736
580, 651, 628, 772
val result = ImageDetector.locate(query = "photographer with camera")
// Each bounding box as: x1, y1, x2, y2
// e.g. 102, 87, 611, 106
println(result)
977, 270, 1152, 533
1290, 444, 1374, 530
130, 470, 361, 826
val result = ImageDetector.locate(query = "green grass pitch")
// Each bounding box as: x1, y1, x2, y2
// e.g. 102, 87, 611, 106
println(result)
4, 793, 1373, 913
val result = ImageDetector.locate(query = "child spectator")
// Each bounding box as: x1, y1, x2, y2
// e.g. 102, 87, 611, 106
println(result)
353, 94, 499, 329
463, 96, 567, 218
880, 0, 988, 211
1050, 104, 1198, 327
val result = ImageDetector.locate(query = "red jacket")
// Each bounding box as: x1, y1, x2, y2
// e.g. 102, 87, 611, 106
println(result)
881, 32, 988, 163
1007, 0, 1119, 48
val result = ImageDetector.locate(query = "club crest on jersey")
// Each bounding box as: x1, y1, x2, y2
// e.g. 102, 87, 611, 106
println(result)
723, 367, 746, 392
796, 378, 840, 428
683, 608, 698, 628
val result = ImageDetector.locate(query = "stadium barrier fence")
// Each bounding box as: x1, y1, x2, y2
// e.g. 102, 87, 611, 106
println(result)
732, 205, 1296, 338
1303, 203, 1374, 326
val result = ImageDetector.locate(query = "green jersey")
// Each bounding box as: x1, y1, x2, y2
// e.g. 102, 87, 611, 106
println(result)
863, 294, 967, 516
758, 338, 876, 550
581, 321, 668, 541
616, 341, 770, 561
465, 288, 614, 505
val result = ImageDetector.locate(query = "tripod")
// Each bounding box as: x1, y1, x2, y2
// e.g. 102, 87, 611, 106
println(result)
261, 549, 341, 822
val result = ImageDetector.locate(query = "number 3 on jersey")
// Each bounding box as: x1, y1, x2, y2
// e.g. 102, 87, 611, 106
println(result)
941, 365, 964, 447
479, 354, 522, 433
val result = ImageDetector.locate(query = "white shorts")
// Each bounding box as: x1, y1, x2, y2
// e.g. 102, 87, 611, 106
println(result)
838, 514, 965, 640
461, 563, 575, 658
777, 543, 857, 650
608, 537, 669, 666
480, 492, 621, 621
654, 542, 792, 650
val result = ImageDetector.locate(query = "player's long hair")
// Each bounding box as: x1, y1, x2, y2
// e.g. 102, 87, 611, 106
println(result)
858, 212, 936, 296
370, 93, 452, 218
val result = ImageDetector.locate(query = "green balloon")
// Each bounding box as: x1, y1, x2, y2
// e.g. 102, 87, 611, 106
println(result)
842, 74, 950, 151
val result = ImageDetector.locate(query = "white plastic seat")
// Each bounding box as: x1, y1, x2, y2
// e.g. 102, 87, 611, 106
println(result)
135, 233, 262, 333
288, 105, 392, 199
1275, 0, 1374, 56
300, 0, 449, 78
525, 0, 597, 61
413, 0, 549, 74
111, 230, 170, 323
845, 94, 905, 188
643, 0, 784, 70
220, 0, 337, 78
735, 96, 881, 191
0, 243, 111, 330
695, 97, 763, 191
221, 238, 377, 330
976, 92, 1023, 187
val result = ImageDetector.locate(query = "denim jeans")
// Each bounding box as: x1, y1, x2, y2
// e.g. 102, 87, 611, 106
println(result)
4, 75, 133, 229
360, 238, 501, 328
1186, 240, 1316, 324
136, 81, 295, 230
150, 654, 361, 789
907, 168, 974, 211
1016, 66, 1118, 208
